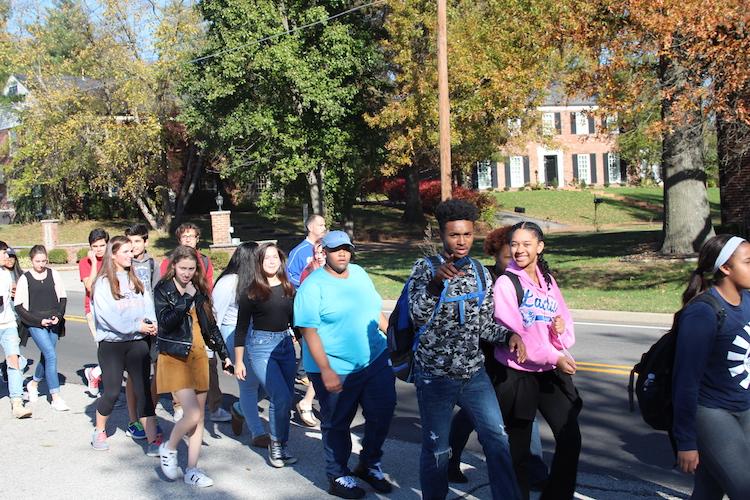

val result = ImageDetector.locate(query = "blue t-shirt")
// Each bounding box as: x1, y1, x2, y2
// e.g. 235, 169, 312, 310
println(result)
672, 288, 750, 450
287, 240, 314, 288
294, 264, 386, 374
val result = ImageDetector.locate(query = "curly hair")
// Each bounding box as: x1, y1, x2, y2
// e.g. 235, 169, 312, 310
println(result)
484, 226, 513, 256
435, 199, 479, 231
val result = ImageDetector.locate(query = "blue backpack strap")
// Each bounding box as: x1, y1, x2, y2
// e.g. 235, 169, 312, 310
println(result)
410, 255, 446, 351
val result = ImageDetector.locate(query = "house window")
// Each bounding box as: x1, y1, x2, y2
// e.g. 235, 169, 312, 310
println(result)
7, 84, 17, 96
509, 156, 524, 188
608, 153, 621, 183
476, 161, 492, 190
575, 112, 589, 135
577, 154, 591, 184
541, 112, 555, 136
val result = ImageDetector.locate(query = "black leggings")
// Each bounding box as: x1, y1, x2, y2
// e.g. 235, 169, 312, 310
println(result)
495, 367, 582, 500
96, 339, 155, 418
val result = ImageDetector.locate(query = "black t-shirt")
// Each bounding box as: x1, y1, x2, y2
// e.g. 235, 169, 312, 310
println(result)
234, 284, 294, 346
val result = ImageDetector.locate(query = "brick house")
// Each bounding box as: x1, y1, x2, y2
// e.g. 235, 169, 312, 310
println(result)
473, 89, 627, 190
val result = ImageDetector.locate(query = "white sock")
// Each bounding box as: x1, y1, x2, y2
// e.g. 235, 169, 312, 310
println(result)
92, 365, 102, 378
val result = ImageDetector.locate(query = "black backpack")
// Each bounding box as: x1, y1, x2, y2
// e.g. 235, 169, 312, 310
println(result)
628, 292, 726, 432
387, 255, 487, 382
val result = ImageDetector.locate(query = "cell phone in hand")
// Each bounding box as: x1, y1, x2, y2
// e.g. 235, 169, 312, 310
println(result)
452, 256, 471, 270
224, 364, 234, 374
144, 319, 153, 325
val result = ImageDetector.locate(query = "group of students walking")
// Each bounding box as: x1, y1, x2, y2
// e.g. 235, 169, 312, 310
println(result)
0, 199, 748, 499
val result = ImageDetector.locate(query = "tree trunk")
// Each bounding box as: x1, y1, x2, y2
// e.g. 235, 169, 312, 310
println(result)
306, 165, 326, 216
403, 164, 425, 225
170, 144, 203, 232
659, 50, 714, 254
717, 107, 750, 237
135, 196, 160, 231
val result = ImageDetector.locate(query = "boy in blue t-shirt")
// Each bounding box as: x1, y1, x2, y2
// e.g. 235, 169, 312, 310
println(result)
294, 230, 396, 499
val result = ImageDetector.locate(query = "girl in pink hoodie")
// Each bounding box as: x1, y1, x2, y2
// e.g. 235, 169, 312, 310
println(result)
492, 221, 581, 500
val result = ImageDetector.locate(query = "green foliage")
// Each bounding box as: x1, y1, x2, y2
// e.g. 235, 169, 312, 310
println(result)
47, 248, 69, 264
179, 0, 387, 221
206, 250, 230, 270
76, 247, 89, 262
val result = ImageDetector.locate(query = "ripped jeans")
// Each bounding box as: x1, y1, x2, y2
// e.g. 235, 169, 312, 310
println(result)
415, 367, 520, 500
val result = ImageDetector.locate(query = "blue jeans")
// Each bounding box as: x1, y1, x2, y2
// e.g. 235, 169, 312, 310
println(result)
28, 326, 60, 394
246, 329, 296, 443
220, 325, 266, 438
309, 350, 397, 479
0, 326, 24, 398
691, 405, 750, 499
415, 367, 520, 500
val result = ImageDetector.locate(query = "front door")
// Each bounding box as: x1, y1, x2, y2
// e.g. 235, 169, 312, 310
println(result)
544, 155, 558, 186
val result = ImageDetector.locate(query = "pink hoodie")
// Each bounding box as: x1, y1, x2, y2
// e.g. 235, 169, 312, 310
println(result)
493, 261, 575, 372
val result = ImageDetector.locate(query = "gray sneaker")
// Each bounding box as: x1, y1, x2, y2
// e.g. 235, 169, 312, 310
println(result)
147, 440, 161, 457
91, 429, 109, 451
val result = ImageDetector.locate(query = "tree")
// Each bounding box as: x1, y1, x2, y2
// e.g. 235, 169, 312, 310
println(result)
367, 0, 559, 223
561, 0, 750, 253
6, 0, 208, 229
180, 0, 387, 224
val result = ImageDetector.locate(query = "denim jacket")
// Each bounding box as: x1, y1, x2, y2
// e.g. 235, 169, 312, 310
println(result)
154, 279, 230, 362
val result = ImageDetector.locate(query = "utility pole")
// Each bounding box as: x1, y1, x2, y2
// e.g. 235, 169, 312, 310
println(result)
437, 0, 452, 201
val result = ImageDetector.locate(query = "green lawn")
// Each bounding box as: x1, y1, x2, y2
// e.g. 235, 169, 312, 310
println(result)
0, 194, 697, 313
494, 186, 721, 227
359, 229, 692, 313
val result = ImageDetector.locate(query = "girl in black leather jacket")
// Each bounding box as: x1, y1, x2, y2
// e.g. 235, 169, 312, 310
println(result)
154, 245, 232, 488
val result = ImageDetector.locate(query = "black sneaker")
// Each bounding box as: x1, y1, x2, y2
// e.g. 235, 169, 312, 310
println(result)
268, 441, 297, 468
328, 476, 366, 499
354, 462, 393, 493
447, 464, 468, 483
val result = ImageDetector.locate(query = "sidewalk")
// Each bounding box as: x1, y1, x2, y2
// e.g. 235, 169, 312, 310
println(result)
1, 382, 489, 500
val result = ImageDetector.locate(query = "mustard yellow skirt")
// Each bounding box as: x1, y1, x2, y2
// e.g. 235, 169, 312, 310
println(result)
156, 347, 209, 394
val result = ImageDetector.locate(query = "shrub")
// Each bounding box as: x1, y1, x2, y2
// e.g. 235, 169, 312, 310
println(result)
76, 247, 89, 262
48, 249, 69, 264
206, 250, 230, 270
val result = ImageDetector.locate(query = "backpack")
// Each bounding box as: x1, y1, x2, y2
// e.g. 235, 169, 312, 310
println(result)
481, 271, 524, 378
628, 292, 726, 432
387, 255, 487, 382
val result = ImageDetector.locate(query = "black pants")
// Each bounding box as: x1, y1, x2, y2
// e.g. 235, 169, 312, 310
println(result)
495, 366, 582, 500
97, 339, 155, 418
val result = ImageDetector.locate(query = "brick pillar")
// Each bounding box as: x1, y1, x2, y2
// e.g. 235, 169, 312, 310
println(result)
41, 219, 59, 249
210, 211, 232, 247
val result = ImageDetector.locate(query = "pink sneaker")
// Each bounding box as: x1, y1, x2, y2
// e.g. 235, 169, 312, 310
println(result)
84, 367, 100, 396
91, 429, 109, 451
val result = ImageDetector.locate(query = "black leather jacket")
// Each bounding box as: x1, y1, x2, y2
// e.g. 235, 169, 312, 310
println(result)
154, 279, 230, 362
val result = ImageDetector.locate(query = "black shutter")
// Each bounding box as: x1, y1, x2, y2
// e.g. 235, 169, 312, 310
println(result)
471, 164, 478, 189
523, 156, 530, 184
504, 161, 511, 188
590, 153, 597, 184
572, 154, 578, 180
588, 115, 595, 134
603, 153, 609, 183
491, 162, 498, 188
554, 113, 561, 135
621, 158, 628, 183
570, 113, 577, 134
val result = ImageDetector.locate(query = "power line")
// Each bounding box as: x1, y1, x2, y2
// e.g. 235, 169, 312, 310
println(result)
4, 0, 389, 97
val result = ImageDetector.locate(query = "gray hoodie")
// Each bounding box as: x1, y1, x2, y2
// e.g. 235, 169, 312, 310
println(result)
92, 271, 156, 343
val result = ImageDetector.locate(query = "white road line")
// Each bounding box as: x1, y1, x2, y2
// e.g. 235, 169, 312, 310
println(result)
575, 321, 667, 331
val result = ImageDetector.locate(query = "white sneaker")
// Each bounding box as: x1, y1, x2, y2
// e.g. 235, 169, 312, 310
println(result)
173, 407, 183, 422
209, 407, 231, 422
159, 443, 181, 480
51, 398, 70, 412
184, 468, 213, 487
84, 367, 100, 396
26, 383, 39, 403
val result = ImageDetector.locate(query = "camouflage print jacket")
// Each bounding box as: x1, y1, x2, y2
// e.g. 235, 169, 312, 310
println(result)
407, 257, 512, 379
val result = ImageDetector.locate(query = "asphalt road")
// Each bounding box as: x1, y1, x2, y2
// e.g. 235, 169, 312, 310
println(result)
25, 291, 692, 498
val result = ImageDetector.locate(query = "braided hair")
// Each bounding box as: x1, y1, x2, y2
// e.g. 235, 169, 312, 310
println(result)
508, 221, 553, 290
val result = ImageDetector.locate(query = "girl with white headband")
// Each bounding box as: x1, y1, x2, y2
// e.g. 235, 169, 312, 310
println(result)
672, 234, 750, 498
